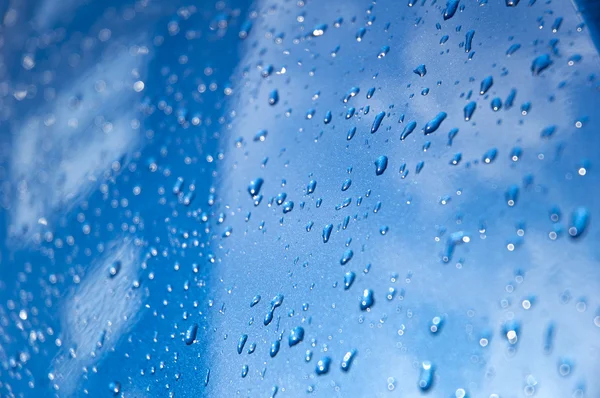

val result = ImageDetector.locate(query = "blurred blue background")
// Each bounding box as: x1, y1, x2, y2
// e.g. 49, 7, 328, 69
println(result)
0, 0, 599, 396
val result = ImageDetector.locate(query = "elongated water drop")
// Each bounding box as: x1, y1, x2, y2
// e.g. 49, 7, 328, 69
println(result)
237, 334, 248, 354
506, 43, 521, 56
323, 224, 333, 243
482, 148, 498, 164
505, 89, 517, 109
506, 185, 519, 207
307, 180, 317, 194
418, 361, 435, 391
378, 46, 390, 58
541, 125, 557, 138
344, 271, 356, 290
568, 207, 590, 238
443, 0, 460, 20
324, 110, 332, 124
347, 126, 357, 140
480, 76, 493, 95
450, 153, 462, 165
465, 30, 475, 53
270, 340, 280, 357
375, 156, 388, 176
343, 87, 360, 103
356, 27, 366, 41
491, 97, 502, 111
185, 323, 198, 345
447, 128, 459, 146
401, 121, 417, 140
531, 54, 552, 75
254, 129, 268, 142
340, 350, 357, 372
340, 249, 353, 265
366, 87, 376, 99
268, 89, 279, 105
423, 112, 447, 135
371, 111, 386, 133
464, 101, 476, 121
250, 295, 261, 307
346, 107, 355, 119
416, 161, 425, 174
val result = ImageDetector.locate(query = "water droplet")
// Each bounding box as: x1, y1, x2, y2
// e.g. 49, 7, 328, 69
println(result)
375, 156, 388, 176
241, 365, 249, 378
465, 30, 475, 53
450, 152, 462, 165
341, 350, 357, 372
282, 201, 294, 213
416, 161, 425, 174
108, 381, 121, 396
306, 180, 317, 195
346, 107, 356, 119
541, 125, 557, 139
316, 357, 331, 375
268, 89, 279, 106
491, 97, 502, 111
341, 178, 352, 191
340, 249, 354, 265
568, 207, 590, 238
270, 340, 281, 357
344, 272, 356, 290
418, 361, 434, 391
367, 87, 376, 99
254, 129, 268, 142
505, 185, 519, 207
343, 87, 360, 103
185, 323, 198, 345
323, 224, 333, 243
413, 64, 427, 77
423, 112, 447, 135
289, 326, 305, 347
505, 89, 517, 109
237, 334, 248, 354
250, 295, 261, 307
506, 43, 521, 56
464, 101, 476, 121
108, 261, 121, 278
483, 148, 498, 164
356, 27, 366, 42
505, 0, 520, 6
430, 316, 444, 334
324, 110, 332, 124
521, 101, 531, 115
312, 23, 327, 37
401, 121, 417, 140
480, 76, 493, 95
248, 178, 264, 198
347, 126, 357, 140
444, 0, 460, 20
360, 289, 375, 310
371, 111, 386, 134
447, 128, 459, 146
378, 45, 390, 58
440, 35, 449, 44
531, 54, 552, 75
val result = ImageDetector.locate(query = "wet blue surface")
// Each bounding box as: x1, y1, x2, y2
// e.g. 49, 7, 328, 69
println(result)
0, 0, 600, 397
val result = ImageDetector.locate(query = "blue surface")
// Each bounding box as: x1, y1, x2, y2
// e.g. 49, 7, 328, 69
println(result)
0, 0, 599, 397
